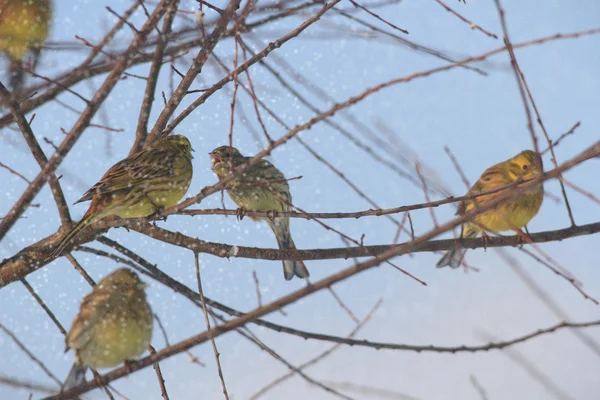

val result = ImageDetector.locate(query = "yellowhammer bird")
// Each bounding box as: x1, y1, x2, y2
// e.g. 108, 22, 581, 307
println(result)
210, 145, 309, 280
0, 0, 52, 89
50, 135, 194, 258
62, 268, 153, 391
436, 150, 544, 268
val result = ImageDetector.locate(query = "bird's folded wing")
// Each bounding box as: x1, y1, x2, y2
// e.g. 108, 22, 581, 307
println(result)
75, 149, 178, 203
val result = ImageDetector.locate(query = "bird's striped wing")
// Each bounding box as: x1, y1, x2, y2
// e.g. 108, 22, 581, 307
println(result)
75, 148, 179, 203
458, 164, 511, 215
65, 289, 114, 352
247, 158, 288, 185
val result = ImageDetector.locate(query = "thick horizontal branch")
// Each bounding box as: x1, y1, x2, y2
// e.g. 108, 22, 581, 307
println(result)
2, 218, 598, 288
130, 221, 600, 261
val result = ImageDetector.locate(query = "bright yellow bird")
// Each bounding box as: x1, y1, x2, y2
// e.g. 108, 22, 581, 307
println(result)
0, 0, 52, 89
62, 268, 153, 390
437, 150, 544, 268
210, 146, 309, 280
50, 135, 194, 258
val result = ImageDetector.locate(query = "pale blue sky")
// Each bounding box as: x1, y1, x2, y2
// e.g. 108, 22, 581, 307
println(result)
1, 0, 599, 399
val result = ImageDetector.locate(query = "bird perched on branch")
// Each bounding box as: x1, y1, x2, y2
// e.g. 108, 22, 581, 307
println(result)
436, 150, 544, 268
50, 135, 194, 258
0, 0, 52, 90
62, 268, 153, 391
209, 145, 309, 280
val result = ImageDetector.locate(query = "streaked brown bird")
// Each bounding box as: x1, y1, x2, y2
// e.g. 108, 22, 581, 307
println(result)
210, 145, 309, 280
50, 135, 194, 258
62, 268, 153, 391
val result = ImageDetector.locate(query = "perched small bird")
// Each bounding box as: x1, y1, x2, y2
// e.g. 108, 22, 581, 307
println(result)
0, 0, 52, 89
436, 150, 544, 268
62, 268, 153, 391
210, 145, 309, 280
50, 135, 194, 258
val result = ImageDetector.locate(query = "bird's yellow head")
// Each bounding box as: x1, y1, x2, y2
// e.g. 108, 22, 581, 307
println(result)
209, 146, 245, 177
507, 150, 543, 181
162, 135, 193, 159
96, 268, 149, 295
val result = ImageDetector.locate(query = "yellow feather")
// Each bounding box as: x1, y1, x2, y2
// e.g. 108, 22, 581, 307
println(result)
63, 268, 153, 390
437, 150, 544, 268
0, 0, 52, 59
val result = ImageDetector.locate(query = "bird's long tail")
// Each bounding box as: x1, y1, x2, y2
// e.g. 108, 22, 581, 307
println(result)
267, 218, 309, 280
436, 228, 478, 269
50, 212, 97, 259
9, 58, 24, 92
62, 362, 86, 392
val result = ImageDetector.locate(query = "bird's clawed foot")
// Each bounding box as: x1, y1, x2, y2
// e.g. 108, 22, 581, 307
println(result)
516, 226, 531, 249
236, 207, 247, 221
151, 209, 167, 225
155, 210, 167, 223
124, 360, 137, 374
266, 209, 278, 221
144, 194, 167, 222
481, 231, 490, 251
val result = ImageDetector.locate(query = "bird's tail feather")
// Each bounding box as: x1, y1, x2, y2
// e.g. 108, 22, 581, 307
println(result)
279, 236, 310, 280
62, 363, 86, 392
436, 228, 477, 269
267, 218, 310, 280
9, 58, 24, 91
436, 247, 466, 269
50, 212, 97, 259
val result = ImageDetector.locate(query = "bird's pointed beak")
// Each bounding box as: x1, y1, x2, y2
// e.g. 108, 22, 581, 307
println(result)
210, 153, 222, 166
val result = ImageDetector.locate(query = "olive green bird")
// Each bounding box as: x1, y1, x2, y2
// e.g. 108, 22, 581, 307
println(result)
210, 146, 309, 280
436, 150, 544, 268
50, 135, 194, 258
0, 0, 52, 90
62, 268, 153, 391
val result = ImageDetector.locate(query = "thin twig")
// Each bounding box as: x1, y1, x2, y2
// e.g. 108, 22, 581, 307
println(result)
470, 375, 490, 400
0, 82, 71, 226
0, 322, 62, 387
194, 253, 229, 399
149, 345, 170, 400
132, 0, 181, 154
348, 0, 408, 34
21, 279, 67, 335
434, 0, 498, 39
250, 299, 382, 399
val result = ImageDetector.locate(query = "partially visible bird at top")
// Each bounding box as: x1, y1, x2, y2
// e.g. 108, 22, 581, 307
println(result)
62, 268, 153, 391
209, 145, 310, 281
436, 150, 544, 269
0, 0, 52, 90
49, 135, 194, 258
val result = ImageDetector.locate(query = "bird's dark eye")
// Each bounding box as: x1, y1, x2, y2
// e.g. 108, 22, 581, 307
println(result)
522, 164, 528, 170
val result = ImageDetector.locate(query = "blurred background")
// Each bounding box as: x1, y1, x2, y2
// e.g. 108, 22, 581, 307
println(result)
1, 0, 599, 398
